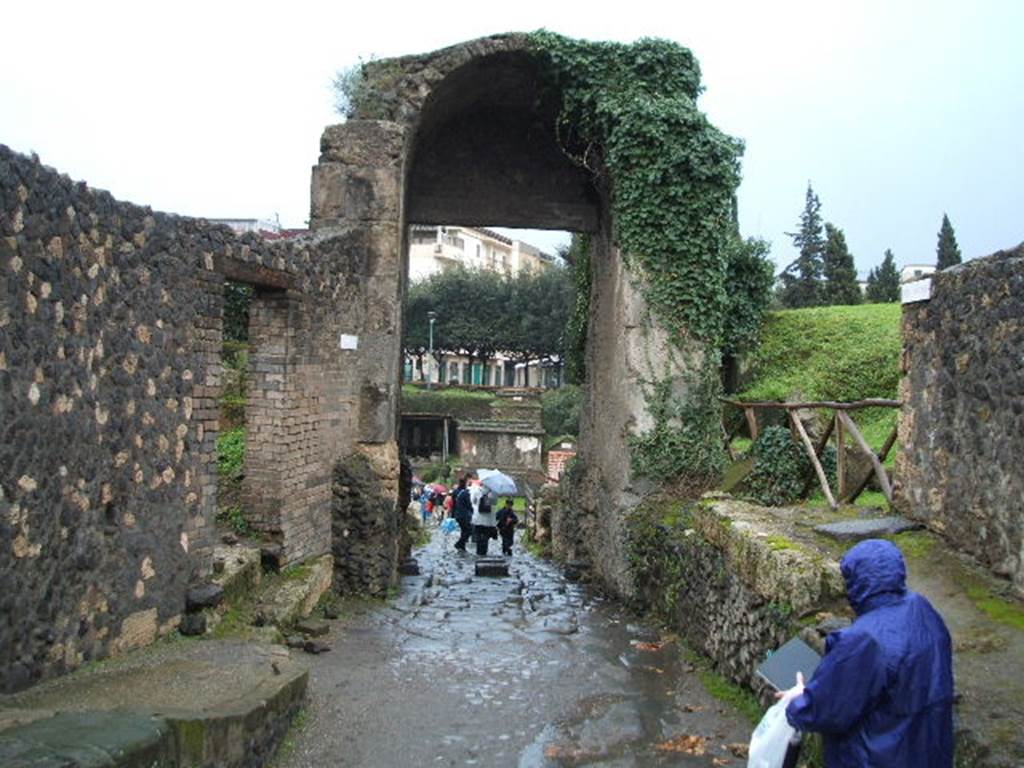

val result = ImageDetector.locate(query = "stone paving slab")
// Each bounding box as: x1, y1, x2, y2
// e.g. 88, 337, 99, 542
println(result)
0, 711, 175, 768
0, 640, 308, 767
814, 516, 923, 541
474, 557, 510, 577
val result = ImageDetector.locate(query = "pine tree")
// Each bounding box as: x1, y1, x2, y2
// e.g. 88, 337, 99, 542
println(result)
779, 183, 825, 308
822, 223, 862, 305
866, 249, 900, 302
935, 213, 962, 270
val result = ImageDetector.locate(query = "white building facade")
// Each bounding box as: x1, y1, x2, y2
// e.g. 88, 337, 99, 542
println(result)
405, 225, 562, 389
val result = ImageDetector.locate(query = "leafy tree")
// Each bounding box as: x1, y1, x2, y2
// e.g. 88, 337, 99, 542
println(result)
507, 267, 572, 386
403, 264, 572, 385
865, 249, 900, 303
935, 213, 962, 270
821, 223, 862, 305
541, 384, 583, 437
722, 234, 775, 355
779, 184, 825, 308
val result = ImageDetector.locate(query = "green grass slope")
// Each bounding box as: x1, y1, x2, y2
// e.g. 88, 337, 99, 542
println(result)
741, 303, 902, 403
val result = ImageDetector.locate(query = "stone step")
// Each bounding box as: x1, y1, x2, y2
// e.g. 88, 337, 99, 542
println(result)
475, 558, 509, 577
0, 640, 307, 768
814, 516, 923, 542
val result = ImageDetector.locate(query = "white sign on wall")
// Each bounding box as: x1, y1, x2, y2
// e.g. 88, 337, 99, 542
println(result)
340, 334, 359, 350
901, 278, 932, 304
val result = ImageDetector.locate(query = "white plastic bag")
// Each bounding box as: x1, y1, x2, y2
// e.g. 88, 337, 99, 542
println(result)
747, 695, 798, 768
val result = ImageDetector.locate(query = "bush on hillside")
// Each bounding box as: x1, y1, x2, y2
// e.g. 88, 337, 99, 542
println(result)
541, 385, 582, 437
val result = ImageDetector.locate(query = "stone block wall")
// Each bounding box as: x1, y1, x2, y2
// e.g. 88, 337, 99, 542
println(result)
330, 451, 402, 596
0, 145, 398, 691
630, 497, 845, 692
895, 245, 1024, 594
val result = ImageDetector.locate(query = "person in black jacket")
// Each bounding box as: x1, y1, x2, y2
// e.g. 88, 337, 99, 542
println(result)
452, 476, 473, 551
496, 498, 519, 557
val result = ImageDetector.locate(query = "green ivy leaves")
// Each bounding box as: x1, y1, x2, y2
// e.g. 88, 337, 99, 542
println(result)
528, 31, 742, 345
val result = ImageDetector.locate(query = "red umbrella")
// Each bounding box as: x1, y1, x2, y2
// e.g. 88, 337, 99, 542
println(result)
430, 483, 448, 493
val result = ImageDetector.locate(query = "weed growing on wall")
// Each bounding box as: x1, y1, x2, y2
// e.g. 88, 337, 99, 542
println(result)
627, 355, 725, 487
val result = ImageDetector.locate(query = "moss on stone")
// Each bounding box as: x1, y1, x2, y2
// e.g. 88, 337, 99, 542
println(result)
680, 645, 763, 725
765, 534, 795, 551
889, 530, 936, 560
959, 576, 1024, 631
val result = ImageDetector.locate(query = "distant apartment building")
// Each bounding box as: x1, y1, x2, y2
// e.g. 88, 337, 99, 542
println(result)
405, 225, 562, 389
408, 225, 555, 282
900, 264, 936, 283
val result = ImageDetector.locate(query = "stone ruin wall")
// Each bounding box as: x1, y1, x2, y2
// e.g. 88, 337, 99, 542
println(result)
895, 244, 1024, 595
0, 145, 404, 691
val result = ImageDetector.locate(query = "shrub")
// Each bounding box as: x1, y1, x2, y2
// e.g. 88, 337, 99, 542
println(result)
217, 426, 246, 480
744, 426, 810, 506
541, 384, 582, 437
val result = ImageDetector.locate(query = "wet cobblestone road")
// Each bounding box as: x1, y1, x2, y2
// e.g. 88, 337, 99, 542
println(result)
278, 529, 754, 767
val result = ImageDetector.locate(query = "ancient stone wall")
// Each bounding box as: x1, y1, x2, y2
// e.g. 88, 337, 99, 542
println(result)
330, 452, 402, 596
0, 146, 398, 691
895, 245, 1024, 595
630, 497, 845, 693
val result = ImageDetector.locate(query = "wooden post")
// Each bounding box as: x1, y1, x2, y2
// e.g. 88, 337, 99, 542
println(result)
722, 422, 737, 462
744, 407, 759, 442
845, 424, 898, 503
789, 410, 838, 509
442, 417, 449, 463
800, 413, 835, 497
837, 411, 893, 503
836, 412, 846, 500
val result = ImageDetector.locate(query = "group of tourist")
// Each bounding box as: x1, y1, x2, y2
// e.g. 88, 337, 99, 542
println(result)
450, 474, 518, 556
412, 475, 519, 556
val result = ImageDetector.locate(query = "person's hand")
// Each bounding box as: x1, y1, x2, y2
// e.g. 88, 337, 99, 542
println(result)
774, 671, 805, 701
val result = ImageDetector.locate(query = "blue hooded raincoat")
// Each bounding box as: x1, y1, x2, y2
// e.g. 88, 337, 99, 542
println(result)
786, 539, 954, 767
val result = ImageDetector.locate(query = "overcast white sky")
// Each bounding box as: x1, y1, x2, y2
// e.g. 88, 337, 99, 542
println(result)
2, 1, 1021, 276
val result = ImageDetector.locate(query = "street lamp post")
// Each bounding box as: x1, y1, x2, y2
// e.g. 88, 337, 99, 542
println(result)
427, 310, 437, 389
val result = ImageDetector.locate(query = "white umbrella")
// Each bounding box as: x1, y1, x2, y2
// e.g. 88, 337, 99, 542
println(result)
477, 468, 518, 496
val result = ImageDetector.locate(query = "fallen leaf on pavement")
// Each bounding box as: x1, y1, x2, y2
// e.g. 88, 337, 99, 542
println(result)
630, 640, 667, 652
712, 757, 731, 766
727, 742, 749, 758
655, 734, 707, 755
681, 704, 705, 713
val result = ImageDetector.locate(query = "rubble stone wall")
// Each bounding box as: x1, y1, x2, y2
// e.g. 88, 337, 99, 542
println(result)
896, 245, 1024, 594
330, 451, 402, 596
0, 145, 398, 691
631, 497, 846, 694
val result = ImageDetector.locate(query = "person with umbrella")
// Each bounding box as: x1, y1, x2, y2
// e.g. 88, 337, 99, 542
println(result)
471, 486, 498, 556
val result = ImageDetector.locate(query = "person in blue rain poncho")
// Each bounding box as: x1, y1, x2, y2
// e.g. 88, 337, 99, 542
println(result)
782, 539, 954, 767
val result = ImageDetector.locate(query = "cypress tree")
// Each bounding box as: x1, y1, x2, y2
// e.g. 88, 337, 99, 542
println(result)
866, 249, 900, 302
935, 213, 962, 270
822, 223, 862, 305
779, 183, 825, 308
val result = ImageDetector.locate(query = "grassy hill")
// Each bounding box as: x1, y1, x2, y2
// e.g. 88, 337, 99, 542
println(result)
734, 302, 903, 468
740, 302, 902, 403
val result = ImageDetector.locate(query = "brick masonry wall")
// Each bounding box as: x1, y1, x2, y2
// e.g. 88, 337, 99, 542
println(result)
0, 145, 398, 691
895, 245, 1024, 595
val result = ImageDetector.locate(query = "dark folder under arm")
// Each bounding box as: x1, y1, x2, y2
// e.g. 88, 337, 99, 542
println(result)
755, 636, 822, 692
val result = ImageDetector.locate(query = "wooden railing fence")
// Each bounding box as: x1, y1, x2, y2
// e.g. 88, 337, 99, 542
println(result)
721, 398, 901, 510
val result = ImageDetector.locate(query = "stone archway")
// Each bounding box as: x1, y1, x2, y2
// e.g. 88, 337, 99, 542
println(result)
309, 33, 737, 595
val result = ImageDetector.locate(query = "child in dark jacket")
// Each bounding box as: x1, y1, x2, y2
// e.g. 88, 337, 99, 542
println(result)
496, 499, 519, 556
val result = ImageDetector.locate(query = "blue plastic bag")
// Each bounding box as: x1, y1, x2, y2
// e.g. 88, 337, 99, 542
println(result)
440, 518, 458, 534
